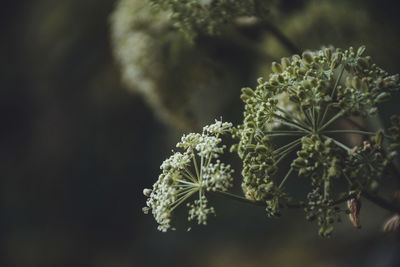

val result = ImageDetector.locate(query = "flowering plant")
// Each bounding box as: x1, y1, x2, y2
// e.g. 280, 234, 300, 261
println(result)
143, 46, 400, 236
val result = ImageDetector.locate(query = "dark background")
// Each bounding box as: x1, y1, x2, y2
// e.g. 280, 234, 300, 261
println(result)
2, 0, 400, 266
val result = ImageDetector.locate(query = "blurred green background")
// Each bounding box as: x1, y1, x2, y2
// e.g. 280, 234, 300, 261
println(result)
2, 0, 400, 266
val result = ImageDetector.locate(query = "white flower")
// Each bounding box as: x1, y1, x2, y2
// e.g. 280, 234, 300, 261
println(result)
143, 119, 234, 231
203, 119, 233, 135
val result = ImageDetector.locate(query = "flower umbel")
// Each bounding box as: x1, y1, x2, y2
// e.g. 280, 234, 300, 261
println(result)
143, 119, 234, 231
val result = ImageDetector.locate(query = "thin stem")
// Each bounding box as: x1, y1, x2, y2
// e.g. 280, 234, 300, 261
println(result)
318, 103, 333, 129
274, 138, 302, 155
210, 190, 266, 206
319, 65, 345, 127
183, 166, 198, 182
312, 106, 316, 131
182, 171, 198, 183
342, 172, 353, 186
301, 105, 314, 127
170, 190, 197, 211
319, 111, 343, 132
322, 129, 376, 136
210, 189, 400, 213
279, 167, 294, 189
190, 148, 200, 180
323, 130, 393, 140
272, 115, 311, 133
275, 142, 302, 164
200, 154, 204, 180
176, 187, 197, 197
343, 117, 367, 131
308, 108, 316, 131
264, 132, 306, 137
331, 65, 345, 99
264, 130, 306, 135
322, 135, 352, 152
176, 179, 198, 186
276, 107, 310, 129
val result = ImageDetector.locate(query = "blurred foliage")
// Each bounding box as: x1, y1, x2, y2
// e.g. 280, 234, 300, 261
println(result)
111, 0, 268, 130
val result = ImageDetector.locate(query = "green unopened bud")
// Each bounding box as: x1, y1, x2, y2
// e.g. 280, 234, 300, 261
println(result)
361, 78, 369, 90
281, 57, 290, 69
241, 87, 254, 97
302, 51, 314, 64
345, 76, 352, 88
357, 45, 366, 56
330, 53, 342, 69
271, 62, 283, 73
255, 145, 268, 154
357, 58, 369, 69
375, 92, 391, 103
276, 74, 284, 83
352, 76, 362, 90
375, 130, 384, 146
323, 48, 332, 60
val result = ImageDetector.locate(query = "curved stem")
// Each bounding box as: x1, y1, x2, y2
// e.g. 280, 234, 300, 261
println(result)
210, 189, 400, 213
210, 190, 266, 206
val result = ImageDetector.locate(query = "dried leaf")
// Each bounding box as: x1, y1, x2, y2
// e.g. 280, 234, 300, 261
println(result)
347, 193, 361, 228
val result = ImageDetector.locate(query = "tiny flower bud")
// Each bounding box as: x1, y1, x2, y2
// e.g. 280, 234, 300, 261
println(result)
271, 62, 283, 73
281, 57, 290, 69
357, 45, 366, 56
351, 76, 362, 90
143, 188, 152, 197
302, 51, 314, 64
375, 92, 391, 103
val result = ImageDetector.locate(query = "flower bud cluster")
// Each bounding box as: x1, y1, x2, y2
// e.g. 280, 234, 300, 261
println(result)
292, 136, 342, 188
338, 46, 400, 116
344, 136, 392, 192
305, 188, 342, 237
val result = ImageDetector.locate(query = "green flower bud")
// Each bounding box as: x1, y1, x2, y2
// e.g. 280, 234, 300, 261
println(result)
323, 48, 332, 60
330, 53, 342, 69
375, 92, 391, 103
352, 76, 362, 90
357, 45, 366, 57
255, 145, 268, 154
271, 62, 283, 74
281, 57, 291, 69
302, 51, 314, 64
241, 87, 255, 97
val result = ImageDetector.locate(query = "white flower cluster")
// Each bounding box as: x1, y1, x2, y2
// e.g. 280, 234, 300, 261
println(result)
203, 119, 233, 135
143, 119, 234, 231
